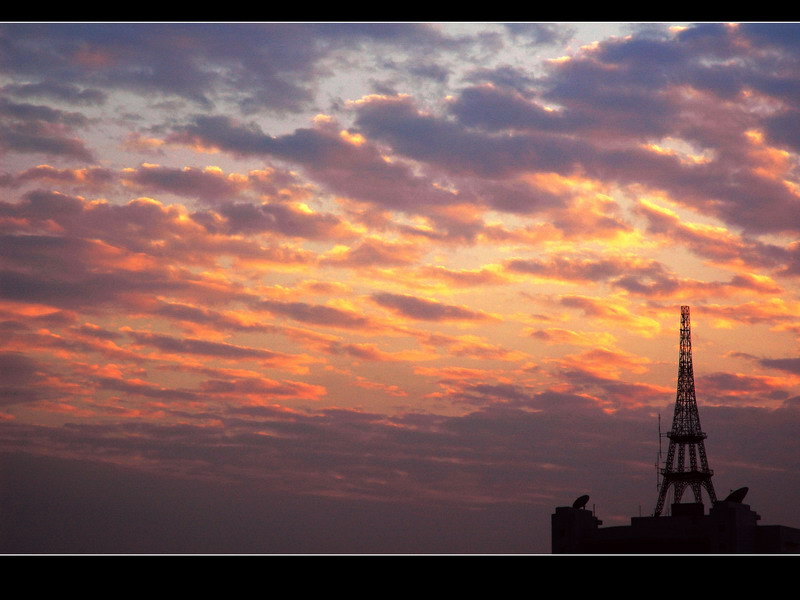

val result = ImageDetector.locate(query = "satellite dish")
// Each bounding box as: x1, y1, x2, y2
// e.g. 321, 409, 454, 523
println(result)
724, 487, 749, 503
572, 494, 590, 509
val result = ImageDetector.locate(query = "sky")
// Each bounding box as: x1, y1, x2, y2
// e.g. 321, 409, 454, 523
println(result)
1, 22, 800, 554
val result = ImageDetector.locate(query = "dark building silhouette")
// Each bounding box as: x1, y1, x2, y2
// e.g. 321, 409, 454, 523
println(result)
551, 306, 800, 554
552, 494, 800, 554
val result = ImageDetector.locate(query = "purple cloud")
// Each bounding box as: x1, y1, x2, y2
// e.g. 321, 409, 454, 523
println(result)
372, 292, 492, 322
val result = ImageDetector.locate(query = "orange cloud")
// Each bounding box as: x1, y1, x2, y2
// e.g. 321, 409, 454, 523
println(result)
528, 327, 618, 347
551, 347, 654, 380
559, 295, 662, 337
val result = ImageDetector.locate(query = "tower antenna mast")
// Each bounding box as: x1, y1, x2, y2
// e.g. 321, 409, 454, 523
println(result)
653, 306, 717, 517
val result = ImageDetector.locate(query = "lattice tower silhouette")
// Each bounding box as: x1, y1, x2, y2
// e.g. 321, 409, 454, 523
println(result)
654, 306, 717, 517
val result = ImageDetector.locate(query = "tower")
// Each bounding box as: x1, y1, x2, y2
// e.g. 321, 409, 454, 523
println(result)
654, 305, 716, 517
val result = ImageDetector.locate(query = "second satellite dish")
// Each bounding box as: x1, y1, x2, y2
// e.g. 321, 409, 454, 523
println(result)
573, 494, 590, 509
724, 487, 749, 503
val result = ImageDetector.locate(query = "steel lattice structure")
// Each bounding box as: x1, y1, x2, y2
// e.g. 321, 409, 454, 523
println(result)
654, 306, 717, 517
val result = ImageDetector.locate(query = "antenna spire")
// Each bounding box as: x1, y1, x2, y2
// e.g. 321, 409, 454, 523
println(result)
653, 306, 716, 516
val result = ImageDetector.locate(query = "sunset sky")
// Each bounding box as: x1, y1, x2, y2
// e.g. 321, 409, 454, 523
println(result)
2, 22, 800, 554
